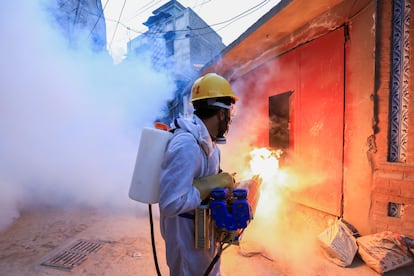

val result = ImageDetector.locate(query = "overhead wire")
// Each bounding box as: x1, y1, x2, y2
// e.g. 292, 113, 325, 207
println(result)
84, 0, 278, 48
125, 0, 163, 22
109, 0, 127, 50
190, 0, 211, 10
182, 0, 272, 39
88, 0, 110, 40
213, 0, 271, 32
207, 0, 270, 28
113, 0, 273, 40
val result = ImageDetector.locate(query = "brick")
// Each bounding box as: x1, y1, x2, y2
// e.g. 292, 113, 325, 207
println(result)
374, 186, 389, 194
383, 216, 403, 227
372, 213, 387, 221
388, 224, 402, 233
374, 177, 390, 188
402, 229, 414, 238
399, 198, 414, 205
403, 188, 414, 198
402, 221, 414, 230
388, 195, 407, 204
372, 205, 389, 216
373, 220, 388, 231
402, 207, 414, 220
372, 192, 390, 202
372, 199, 388, 209
387, 181, 402, 195
375, 171, 404, 180
371, 203, 388, 216
403, 217, 414, 224
404, 173, 414, 181
400, 181, 414, 197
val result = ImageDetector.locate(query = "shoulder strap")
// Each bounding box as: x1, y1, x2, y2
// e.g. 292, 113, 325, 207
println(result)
168, 118, 180, 134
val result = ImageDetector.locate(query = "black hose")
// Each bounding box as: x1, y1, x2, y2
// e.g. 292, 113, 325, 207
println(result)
203, 253, 221, 276
203, 242, 225, 276
149, 204, 162, 276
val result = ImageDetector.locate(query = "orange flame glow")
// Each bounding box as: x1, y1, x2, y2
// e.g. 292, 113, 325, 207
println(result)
234, 147, 323, 267
238, 147, 288, 218
249, 147, 282, 182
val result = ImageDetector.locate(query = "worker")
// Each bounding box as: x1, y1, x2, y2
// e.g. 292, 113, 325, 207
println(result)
159, 73, 238, 275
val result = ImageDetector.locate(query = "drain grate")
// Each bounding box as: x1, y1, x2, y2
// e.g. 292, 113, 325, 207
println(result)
41, 239, 103, 271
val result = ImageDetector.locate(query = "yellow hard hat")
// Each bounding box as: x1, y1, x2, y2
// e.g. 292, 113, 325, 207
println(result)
191, 73, 238, 102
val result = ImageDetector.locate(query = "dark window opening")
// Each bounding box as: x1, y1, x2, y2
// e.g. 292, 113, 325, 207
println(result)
166, 39, 174, 56
269, 91, 293, 151
164, 31, 175, 57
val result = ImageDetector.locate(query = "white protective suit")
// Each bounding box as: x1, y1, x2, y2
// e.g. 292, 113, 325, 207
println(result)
159, 114, 221, 276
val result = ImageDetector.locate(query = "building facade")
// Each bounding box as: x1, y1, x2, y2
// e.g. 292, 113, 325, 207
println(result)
127, 0, 225, 122
202, 0, 414, 238
49, 0, 107, 52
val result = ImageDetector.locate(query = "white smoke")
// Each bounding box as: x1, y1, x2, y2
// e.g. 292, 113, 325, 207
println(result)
0, 1, 175, 231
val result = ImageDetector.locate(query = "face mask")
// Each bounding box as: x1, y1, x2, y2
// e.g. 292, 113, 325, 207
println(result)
215, 109, 231, 144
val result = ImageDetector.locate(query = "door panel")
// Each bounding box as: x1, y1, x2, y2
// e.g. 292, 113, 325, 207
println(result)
293, 28, 344, 216
236, 28, 344, 216
263, 28, 344, 216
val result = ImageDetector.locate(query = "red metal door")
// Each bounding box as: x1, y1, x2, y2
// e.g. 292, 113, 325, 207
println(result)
234, 28, 344, 216
292, 28, 344, 216
262, 28, 344, 216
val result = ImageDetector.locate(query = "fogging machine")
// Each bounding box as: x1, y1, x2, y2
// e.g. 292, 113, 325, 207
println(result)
195, 187, 252, 250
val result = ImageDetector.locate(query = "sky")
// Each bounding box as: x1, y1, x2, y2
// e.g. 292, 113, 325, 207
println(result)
102, 0, 281, 61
